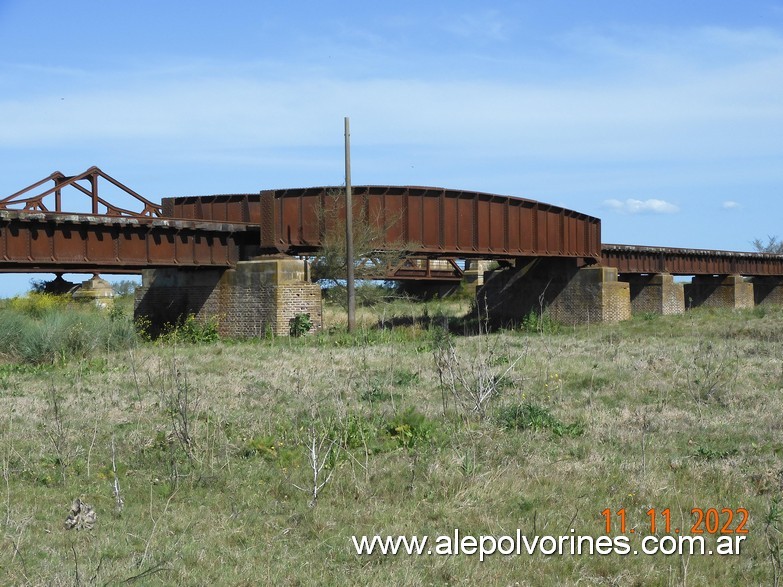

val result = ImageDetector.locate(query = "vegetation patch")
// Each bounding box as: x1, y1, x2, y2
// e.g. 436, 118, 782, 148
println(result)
0, 294, 780, 585
495, 402, 584, 437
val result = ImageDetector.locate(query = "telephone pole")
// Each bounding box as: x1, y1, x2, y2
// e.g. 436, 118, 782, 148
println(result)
344, 117, 356, 333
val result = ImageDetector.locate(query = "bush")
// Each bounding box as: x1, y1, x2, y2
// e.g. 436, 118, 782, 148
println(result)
158, 314, 220, 345
384, 408, 438, 449
0, 310, 27, 355
5, 293, 68, 318
0, 296, 138, 364
289, 313, 312, 337
495, 403, 584, 437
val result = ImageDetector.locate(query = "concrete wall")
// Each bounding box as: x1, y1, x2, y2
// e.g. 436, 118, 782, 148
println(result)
135, 258, 322, 337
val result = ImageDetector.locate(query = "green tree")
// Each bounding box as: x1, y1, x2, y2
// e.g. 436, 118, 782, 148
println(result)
112, 279, 139, 297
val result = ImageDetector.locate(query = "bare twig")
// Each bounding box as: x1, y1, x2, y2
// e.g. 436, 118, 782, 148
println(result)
433, 320, 523, 420
87, 418, 98, 479
292, 409, 339, 507
112, 435, 124, 514
71, 543, 81, 586
140, 487, 178, 567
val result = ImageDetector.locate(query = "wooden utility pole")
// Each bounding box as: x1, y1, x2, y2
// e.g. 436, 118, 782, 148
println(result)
344, 117, 356, 333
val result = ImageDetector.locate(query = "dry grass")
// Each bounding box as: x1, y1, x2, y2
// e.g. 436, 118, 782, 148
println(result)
0, 300, 782, 585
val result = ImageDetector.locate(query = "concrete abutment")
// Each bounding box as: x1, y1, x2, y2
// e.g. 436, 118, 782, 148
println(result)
131, 256, 783, 337
463, 260, 493, 295
134, 258, 322, 337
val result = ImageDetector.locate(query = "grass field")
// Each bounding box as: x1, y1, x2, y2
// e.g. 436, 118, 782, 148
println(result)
1, 293, 782, 585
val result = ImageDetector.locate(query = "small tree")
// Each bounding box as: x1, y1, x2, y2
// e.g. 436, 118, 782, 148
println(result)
310, 189, 415, 302
753, 236, 783, 254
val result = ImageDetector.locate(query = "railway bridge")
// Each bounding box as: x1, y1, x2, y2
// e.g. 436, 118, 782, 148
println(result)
2, 167, 781, 335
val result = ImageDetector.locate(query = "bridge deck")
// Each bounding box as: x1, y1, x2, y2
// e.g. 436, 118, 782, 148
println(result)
602, 244, 783, 277
4, 167, 783, 279
0, 210, 251, 272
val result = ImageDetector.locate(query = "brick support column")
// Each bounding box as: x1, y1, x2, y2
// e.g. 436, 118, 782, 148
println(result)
684, 274, 754, 310
752, 276, 783, 306
134, 258, 322, 337
480, 260, 631, 326
624, 273, 685, 315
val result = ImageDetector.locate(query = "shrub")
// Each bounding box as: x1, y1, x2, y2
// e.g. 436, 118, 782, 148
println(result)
384, 408, 437, 449
289, 313, 313, 337
6, 293, 68, 318
0, 297, 138, 364
496, 403, 584, 437
158, 314, 220, 345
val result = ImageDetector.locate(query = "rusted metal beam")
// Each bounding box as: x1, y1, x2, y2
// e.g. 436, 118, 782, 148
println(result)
163, 187, 600, 260
163, 194, 262, 224
15, 169, 783, 283
382, 257, 464, 281
602, 244, 783, 276
0, 210, 249, 272
257, 186, 602, 259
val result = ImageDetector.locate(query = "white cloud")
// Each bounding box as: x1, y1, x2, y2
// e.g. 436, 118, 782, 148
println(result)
2, 23, 783, 196
722, 200, 742, 209
603, 198, 679, 214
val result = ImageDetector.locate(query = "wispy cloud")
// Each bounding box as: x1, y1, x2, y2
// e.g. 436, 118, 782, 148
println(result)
1, 23, 783, 195
440, 10, 508, 42
603, 198, 679, 214
722, 200, 742, 209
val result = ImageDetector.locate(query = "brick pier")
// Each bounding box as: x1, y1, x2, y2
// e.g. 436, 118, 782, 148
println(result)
623, 273, 685, 315
684, 274, 754, 310
134, 258, 322, 337
481, 260, 631, 326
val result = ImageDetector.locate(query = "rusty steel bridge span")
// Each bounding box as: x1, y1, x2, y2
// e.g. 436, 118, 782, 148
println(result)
2, 167, 781, 278
2, 167, 783, 334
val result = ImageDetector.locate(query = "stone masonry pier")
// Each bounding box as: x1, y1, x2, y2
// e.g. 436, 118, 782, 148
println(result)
752, 277, 783, 307
135, 258, 322, 338
480, 260, 631, 327
623, 273, 685, 315
684, 274, 754, 310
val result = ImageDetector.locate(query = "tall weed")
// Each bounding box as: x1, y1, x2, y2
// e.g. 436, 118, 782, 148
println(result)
0, 296, 138, 364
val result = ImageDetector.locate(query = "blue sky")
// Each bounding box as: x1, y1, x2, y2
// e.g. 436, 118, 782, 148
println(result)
1, 1, 782, 296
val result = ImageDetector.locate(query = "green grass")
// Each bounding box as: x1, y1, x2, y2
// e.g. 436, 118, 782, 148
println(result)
0, 298, 782, 585
0, 294, 138, 364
